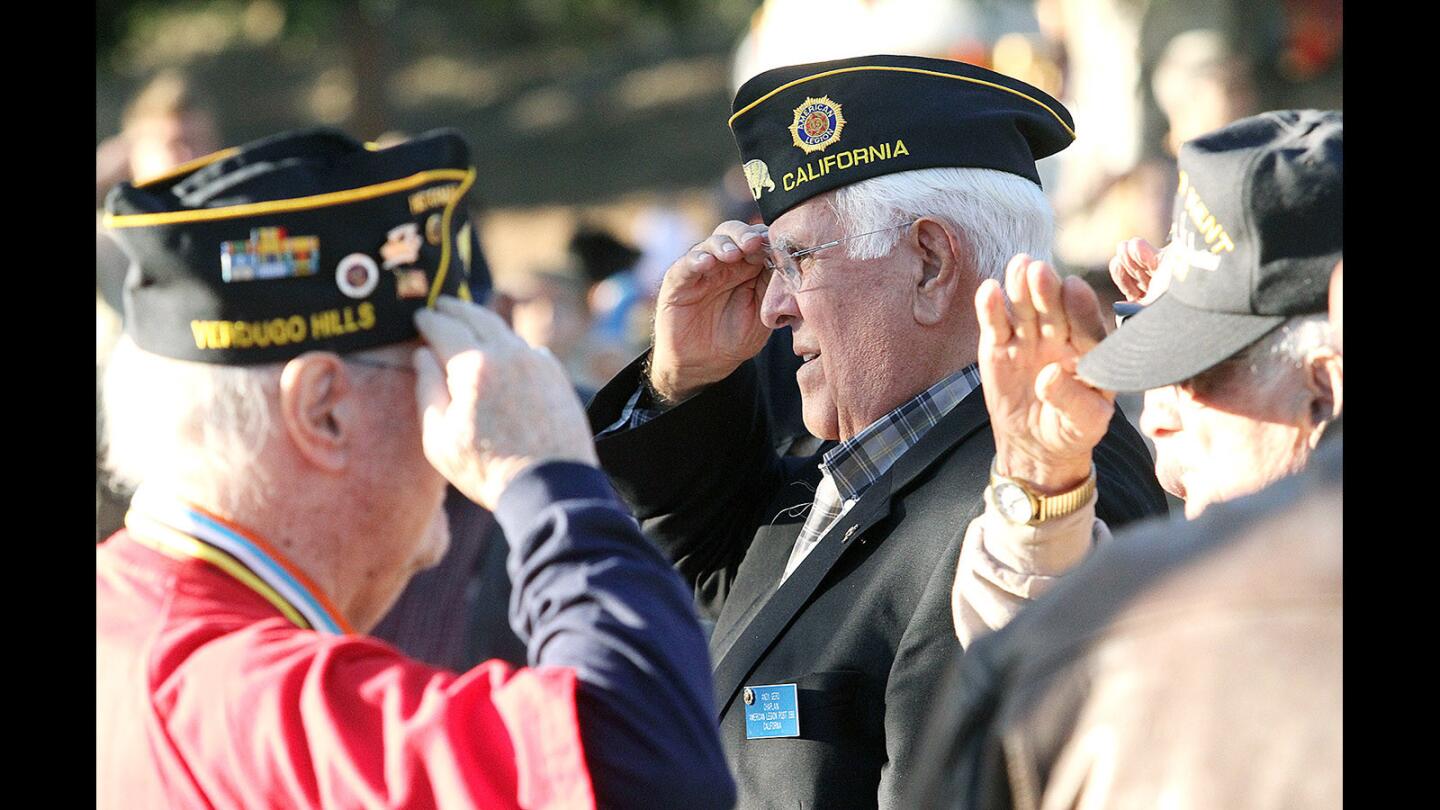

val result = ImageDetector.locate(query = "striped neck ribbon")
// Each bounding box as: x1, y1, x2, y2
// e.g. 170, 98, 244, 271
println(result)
124, 494, 354, 635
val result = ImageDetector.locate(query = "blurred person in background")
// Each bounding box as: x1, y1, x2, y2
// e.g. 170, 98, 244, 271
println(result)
911, 110, 1341, 809
500, 267, 598, 399
98, 71, 225, 543
587, 55, 1168, 809
630, 197, 704, 297
1059, 28, 1261, 280
1152, 30, 1259, 161
1049, 0, 1339, 278
96, 127, 734, 809
566, 225, 650, 393
1039, 0, 1153, 272
95, 70, 222, 208
730, 0, 1026, 90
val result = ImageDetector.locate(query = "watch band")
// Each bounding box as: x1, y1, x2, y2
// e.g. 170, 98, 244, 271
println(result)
1033, 467, 1095, 522
990, 457, 1096, 525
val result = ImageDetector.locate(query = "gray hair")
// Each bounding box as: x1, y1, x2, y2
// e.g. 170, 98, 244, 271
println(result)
1190, 313, 1335, 398
101, 335, 280, 512
828, 167, 1054, 282
1234, 313, 1333, 377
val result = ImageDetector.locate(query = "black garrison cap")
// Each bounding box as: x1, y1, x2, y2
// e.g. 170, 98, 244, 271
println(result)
103, 127, 487, 365
1078, 110, 1342, 392
729, 54, 1075, 224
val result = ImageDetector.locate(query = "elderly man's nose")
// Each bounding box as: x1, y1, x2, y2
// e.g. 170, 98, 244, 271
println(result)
760, 270, 798, 330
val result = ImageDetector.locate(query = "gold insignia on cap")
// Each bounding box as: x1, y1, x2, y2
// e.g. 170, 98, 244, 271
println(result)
1169, 170, 1235, 282
381, 223, 423, 270
457, 222, 473, 271
396, 269, 429, 299
790, 96, 846, 154
336, 252, 380, 299
742, 159, 776, 200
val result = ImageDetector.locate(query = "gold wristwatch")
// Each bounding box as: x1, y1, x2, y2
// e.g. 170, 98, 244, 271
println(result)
988, 457, 1096, 526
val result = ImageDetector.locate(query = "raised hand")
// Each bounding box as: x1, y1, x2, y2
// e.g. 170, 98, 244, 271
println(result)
976, 255, 1116, 493
648, 220, 774, 404
1108, 237, 1162, 303
414, 296, 599, 510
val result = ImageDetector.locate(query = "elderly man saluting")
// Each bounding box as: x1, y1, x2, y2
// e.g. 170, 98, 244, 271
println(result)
587, 55, 1168, 809
949, 109, 1343, 644
96, 129, 734, 809
916, 109, 1343, 809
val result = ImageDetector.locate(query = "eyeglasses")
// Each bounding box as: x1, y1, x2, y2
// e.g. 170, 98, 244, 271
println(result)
764, 220, 918, 291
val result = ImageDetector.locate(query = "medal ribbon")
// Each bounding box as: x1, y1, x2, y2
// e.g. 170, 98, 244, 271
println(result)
124, 496, 354, 635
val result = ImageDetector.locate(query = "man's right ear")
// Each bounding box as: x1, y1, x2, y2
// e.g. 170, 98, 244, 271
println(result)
278, 353, 353, 473
1303, 347, 1342, 443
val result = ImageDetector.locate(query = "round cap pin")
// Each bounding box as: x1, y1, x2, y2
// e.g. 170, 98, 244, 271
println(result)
743, 687, 755, 705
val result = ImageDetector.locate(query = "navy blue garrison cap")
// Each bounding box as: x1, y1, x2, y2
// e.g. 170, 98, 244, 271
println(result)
103, 127, 487, 365
729, 54, 1076, 224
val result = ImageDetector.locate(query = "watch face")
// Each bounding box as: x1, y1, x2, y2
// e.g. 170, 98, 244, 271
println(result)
994, 481, 1034, 523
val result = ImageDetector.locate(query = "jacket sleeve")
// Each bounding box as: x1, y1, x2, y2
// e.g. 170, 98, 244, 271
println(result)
947, 406, 1160, 647
587, 354, 787, 617
950, 490, 1110, 646
494, 461, 737, 810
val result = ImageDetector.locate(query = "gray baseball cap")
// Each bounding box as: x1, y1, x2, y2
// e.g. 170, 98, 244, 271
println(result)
1077, 110, 1342, 392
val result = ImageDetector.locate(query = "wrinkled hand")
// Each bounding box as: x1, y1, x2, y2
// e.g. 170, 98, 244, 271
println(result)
649, 220, 773, 403
1108, 238, 1161, 303
414, 296, 599, 510
977, 255, 1116, 493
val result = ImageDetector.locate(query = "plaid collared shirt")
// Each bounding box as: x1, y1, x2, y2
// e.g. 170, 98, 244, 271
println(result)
781, 364, 982, 582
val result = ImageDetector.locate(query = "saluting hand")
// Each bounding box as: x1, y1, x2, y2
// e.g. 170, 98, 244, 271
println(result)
413, 297, 599, 510
648, 221, 774, 404
977, 255, 1115, 493
1108, 237, 1163, 303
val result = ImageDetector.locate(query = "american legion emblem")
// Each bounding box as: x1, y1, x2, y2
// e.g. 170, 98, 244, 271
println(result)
791, 96, 846, 154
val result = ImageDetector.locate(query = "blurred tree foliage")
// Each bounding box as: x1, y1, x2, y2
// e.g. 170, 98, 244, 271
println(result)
97, 0, 756, 65
96, 0, 761, 207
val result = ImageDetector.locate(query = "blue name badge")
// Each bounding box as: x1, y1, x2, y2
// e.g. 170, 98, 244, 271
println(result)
743, 683, 800, 739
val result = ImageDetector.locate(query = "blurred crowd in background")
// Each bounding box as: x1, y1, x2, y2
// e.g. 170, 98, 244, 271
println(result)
96, 0, 1341, 541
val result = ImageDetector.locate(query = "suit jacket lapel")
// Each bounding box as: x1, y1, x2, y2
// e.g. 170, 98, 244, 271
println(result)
710, 388, 992, 717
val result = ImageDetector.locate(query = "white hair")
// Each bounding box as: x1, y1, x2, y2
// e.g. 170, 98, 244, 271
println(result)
1233, 314, 1333, 381
101, 335, 280, 513
828, 167, 1054, 282
1189, 313, 1335, 401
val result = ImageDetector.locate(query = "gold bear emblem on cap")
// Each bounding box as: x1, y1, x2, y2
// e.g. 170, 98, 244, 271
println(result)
743, 160, 776, 200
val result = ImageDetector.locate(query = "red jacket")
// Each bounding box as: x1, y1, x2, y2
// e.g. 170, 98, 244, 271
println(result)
96, 532, 594, 809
